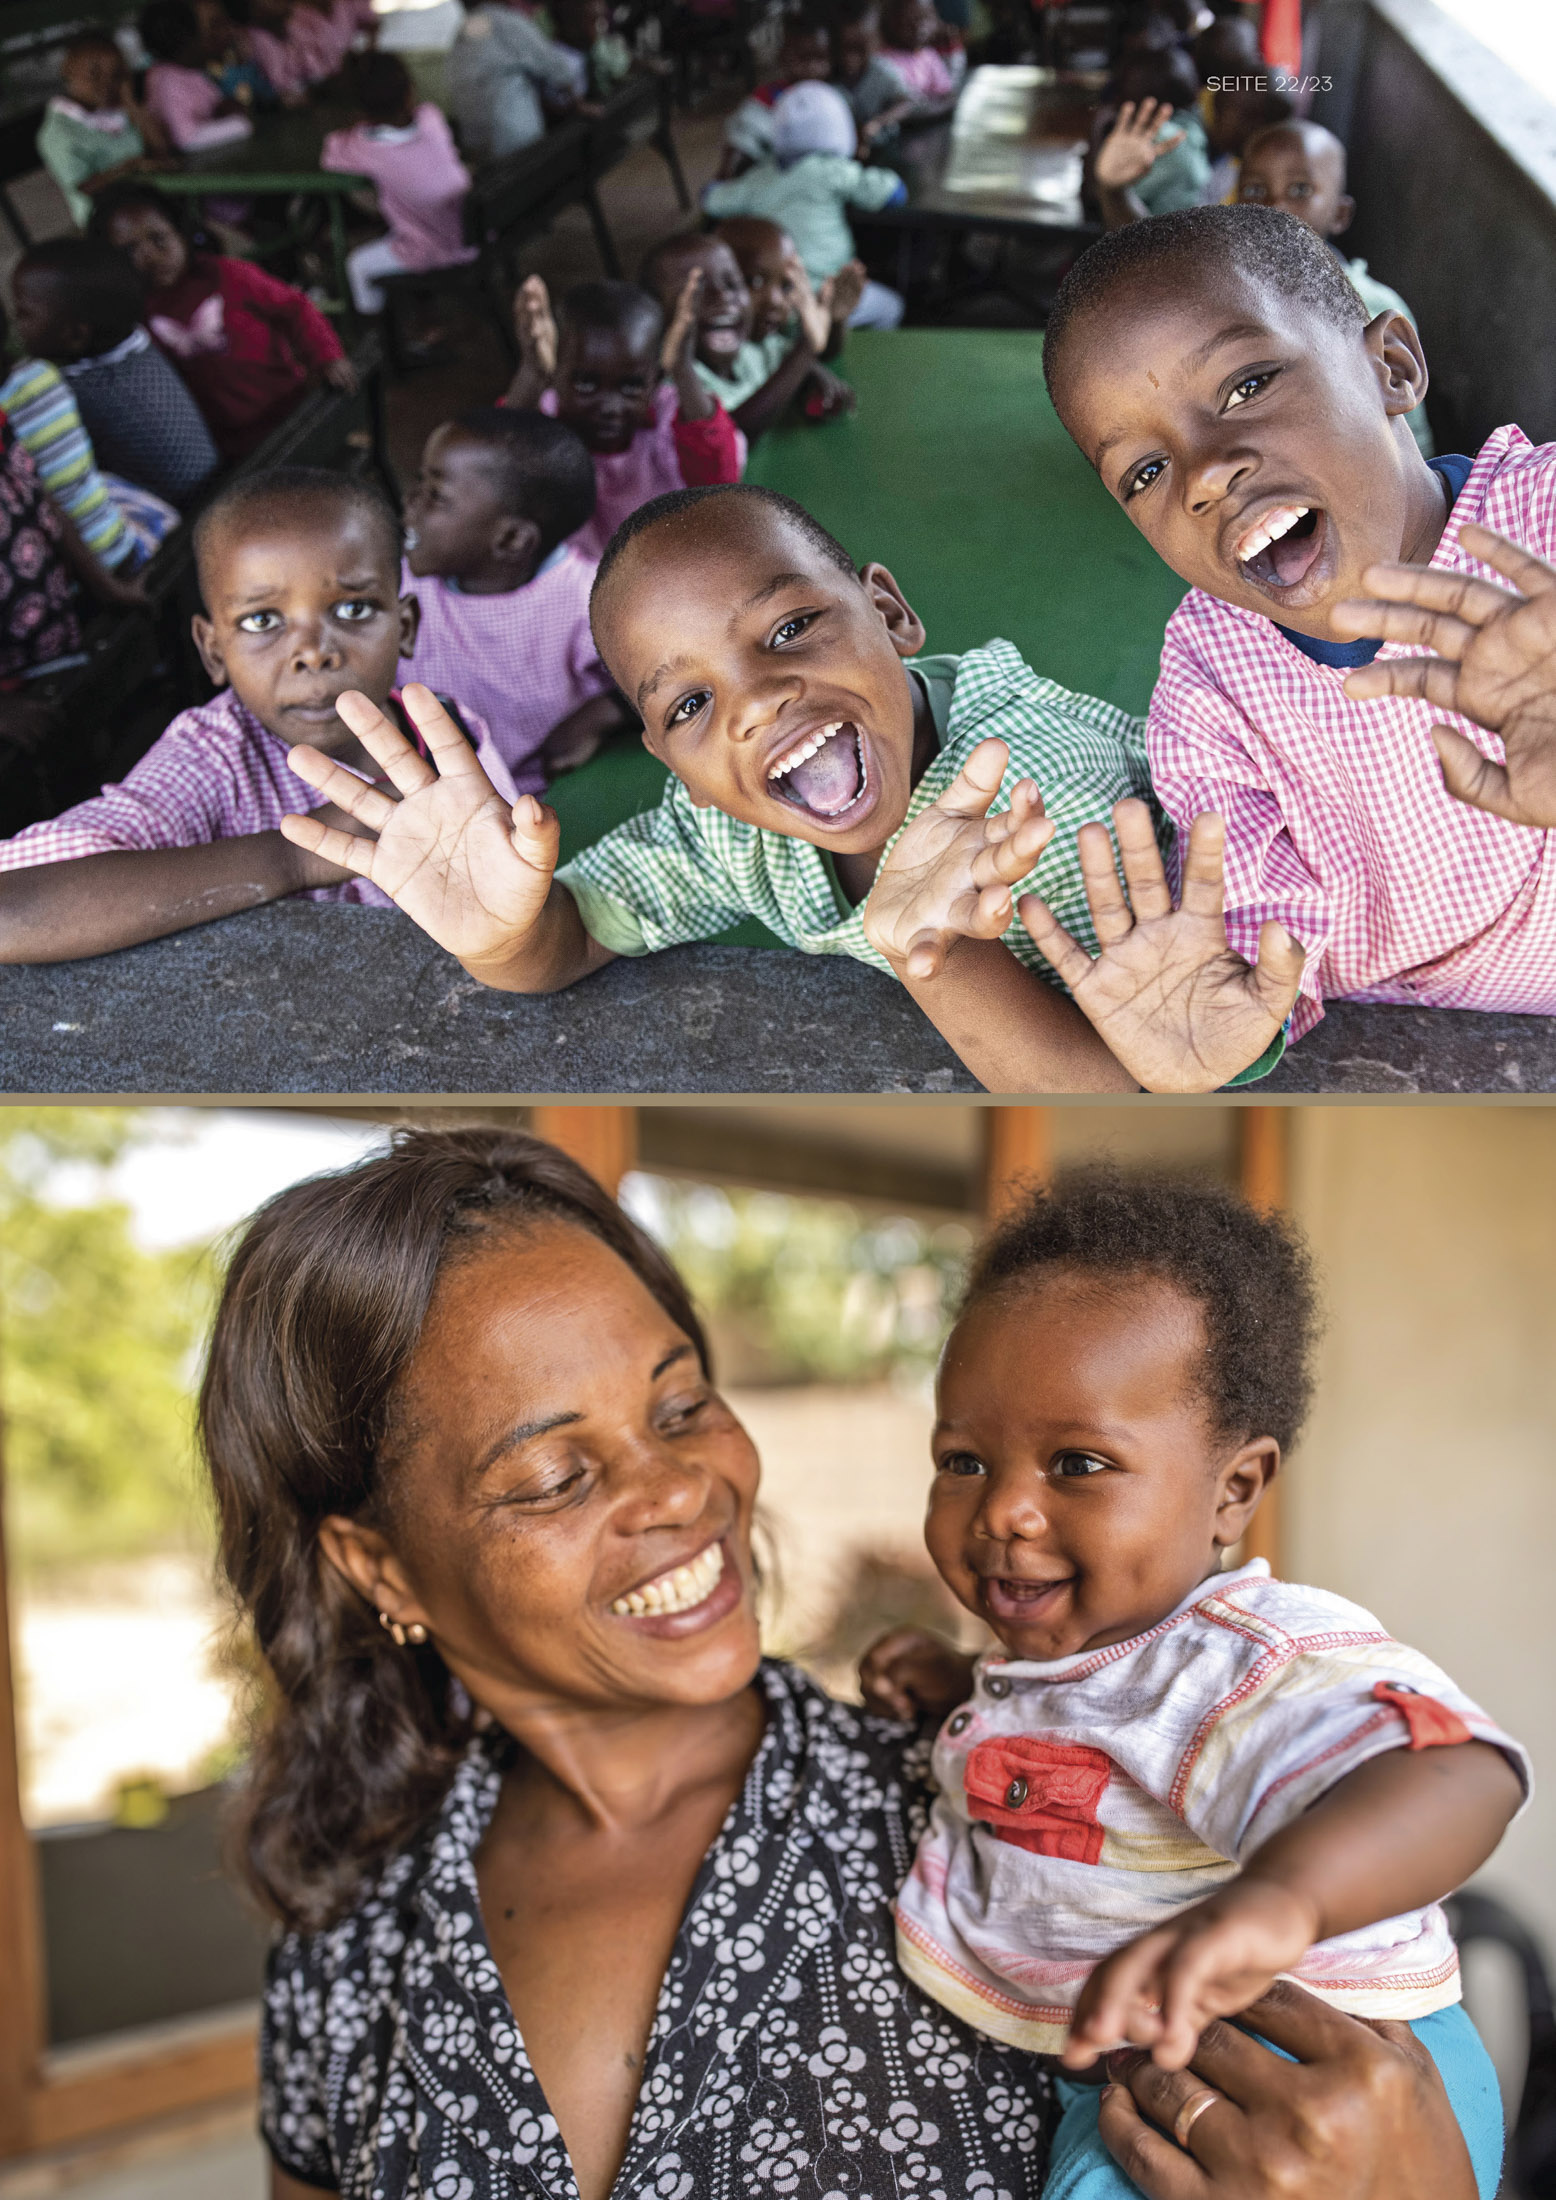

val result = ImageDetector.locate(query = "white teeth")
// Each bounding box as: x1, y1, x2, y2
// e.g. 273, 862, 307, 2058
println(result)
768, 720, 845, 781
610, 1540, 726, 1618
1237, 505, 1309, 564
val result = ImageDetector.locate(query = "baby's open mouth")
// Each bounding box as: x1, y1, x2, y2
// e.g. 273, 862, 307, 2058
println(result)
1234, 502, 1326, 593
767, 719, 868, 820
700, 316, 743, 357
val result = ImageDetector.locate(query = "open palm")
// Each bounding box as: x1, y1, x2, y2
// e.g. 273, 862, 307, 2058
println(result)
280, 686, 560, 971
1019, 801, 1305, 1092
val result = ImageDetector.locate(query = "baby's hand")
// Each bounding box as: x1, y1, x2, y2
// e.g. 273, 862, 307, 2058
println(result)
859, 1627, 977, 1722
1065, 1879, 1318, 2073
513, 274, 559, 379
1333, 522, 1556, 827
1019, 803, 1305, 1092
1093, 98, 1184, 190
821, 257, 867, 331
279, 684, 560, 976
863, 737, 1055, 980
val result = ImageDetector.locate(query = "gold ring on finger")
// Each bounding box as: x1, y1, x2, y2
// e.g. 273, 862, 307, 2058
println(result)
1172, 2087, 1224, 2151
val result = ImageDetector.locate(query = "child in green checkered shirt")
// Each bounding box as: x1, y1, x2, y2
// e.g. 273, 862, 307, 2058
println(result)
277, 484, 1302, 1091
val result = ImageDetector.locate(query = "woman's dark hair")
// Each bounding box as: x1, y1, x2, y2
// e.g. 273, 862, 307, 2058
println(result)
199, 1125, 709, 1932
962, 1165, 1321, 1454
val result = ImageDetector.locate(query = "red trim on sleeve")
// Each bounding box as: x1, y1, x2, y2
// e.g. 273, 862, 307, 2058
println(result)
673, 401, 742, 488
1372, 1682, 1474, 1749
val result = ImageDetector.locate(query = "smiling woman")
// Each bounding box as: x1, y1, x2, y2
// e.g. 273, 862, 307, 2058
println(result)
195, 1126, 1493, 2200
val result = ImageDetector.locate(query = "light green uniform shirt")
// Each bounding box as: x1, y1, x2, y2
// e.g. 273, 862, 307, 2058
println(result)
1133, 110, 1212, 219
692, 328, 796, 414
703, 153, 905, 282
36, 101, 146, 228
557, 637, 1156, 985
1344, 257, 1435, 457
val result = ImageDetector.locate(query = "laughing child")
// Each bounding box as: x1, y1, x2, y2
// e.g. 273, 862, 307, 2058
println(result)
640, 231, 841, 443
0, 468, 514, 963
272, 481, 1197, 1094
401, 407, 629, 787
503, 271, 743, 562
713, 217, 859, 420
861, 1169, 1524, 2199
36, 32, 170, 230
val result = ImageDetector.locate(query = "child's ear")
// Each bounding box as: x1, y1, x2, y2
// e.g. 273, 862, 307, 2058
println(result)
397, 592, 421, 658
1211, 1437, 1280, 1550
495, 513, 542, 572
191, 611, 228, 690
1328, 192, 1355, 238
859, 560, 927, 658
1366, 309, 1429, 419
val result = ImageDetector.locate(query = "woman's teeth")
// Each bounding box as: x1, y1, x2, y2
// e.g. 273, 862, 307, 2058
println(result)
1236, 504, 1309, 564
610, 1540, 725, 1617
769, 721, 845, 780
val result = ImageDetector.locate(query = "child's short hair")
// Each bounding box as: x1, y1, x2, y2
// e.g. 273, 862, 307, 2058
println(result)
556, 278, 664, 358
139, 0, 200, 61
962, 1165, 1320, 1454
591, 482, 854, 623
1115, 40, 1199, 112
637, 230, 707, 297
450, 408, 597, 554
15, 238, 145, 353
348, 49, 414, 124
1042, 204, 1368, 422
192, 467, 404, 600
62, 29, 123, 65
87, 179, 191, 242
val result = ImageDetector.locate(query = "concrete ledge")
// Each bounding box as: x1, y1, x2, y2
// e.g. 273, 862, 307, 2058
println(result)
3, 904, 1553, 1096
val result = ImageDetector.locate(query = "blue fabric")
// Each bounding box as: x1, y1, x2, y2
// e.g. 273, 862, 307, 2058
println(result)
1276, 452, 1476, 668
1042, 2004, 1503, 2200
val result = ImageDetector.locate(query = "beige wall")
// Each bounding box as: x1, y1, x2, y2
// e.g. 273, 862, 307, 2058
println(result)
1288, 1105, 1556, 1959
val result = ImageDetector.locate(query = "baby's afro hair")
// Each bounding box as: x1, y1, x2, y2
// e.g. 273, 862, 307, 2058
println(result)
960, 1164, 1321, 1456
1041, 203, 1368, 430
556, 278, 664, 358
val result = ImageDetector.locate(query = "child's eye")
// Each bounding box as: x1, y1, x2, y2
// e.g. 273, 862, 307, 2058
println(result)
936, 1450, 986, 1478
1122, 456, 1166, 500
1050, 1452, 1110, 1479
770, 612, 816, 646
666, 688, 711, 728
236, 609, 281, 633
1225, 369, 1277, 410
334, 599, 379, 623
573, 377, 599, 394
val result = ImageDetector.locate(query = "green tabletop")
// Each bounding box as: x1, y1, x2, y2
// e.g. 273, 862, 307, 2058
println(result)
547, 327, 1186, 943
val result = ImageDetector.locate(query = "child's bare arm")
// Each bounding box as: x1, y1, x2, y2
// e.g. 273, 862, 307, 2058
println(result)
732, 332, 820, 442
280, 683, 614, 993
504, 275, 558, 409
1333, 522, 1556, 827
1067, 1741, 1523, 2074
859, 1628, 977, 1721
1019, 804, 1305, 1093
662, 269, 714, 422
0, 828, 346, 963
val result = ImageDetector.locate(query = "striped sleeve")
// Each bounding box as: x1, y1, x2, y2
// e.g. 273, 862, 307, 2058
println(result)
0, 360, 128, 566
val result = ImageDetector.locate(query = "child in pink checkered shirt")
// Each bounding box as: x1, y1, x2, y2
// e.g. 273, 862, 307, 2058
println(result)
503, 271, 744, 565
0, 467, 512, 964
401, 406, 630, 787
861, 202, 1556, 1091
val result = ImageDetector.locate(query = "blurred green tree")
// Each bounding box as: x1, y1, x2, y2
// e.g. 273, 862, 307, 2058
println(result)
0, 1110, 215, 1577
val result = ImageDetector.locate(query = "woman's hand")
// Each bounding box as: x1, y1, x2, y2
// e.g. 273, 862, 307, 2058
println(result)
1019, 804, 1305, 1093
1098, 1981, 1479, 2200
859, 1627, 976, 1722
1334, 521, 1556, 827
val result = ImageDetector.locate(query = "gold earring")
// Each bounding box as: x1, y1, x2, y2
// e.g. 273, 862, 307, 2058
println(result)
405, 1621, 428, 1645
378, 1610, 407, 1647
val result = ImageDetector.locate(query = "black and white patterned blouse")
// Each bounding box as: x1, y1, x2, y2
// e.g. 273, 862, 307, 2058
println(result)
263, 1660, 1055, 2198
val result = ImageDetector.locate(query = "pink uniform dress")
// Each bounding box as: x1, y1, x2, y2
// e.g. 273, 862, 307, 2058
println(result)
1148, 424, 1556, 1039
321, 103, 478, 274
0, 686, 515, 899
144, 253, 345, 459
875, 43, 955, 97
287, 0, 376, 82
401, 544, 612, 791
143, 62, 254, 150
243, 22, 310, 102
538, 383, 745, 562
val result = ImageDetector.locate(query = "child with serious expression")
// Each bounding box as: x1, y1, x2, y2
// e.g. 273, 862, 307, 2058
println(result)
0, 476, 514, 964
863, 1175, 1522, 2196
276, 485, 1187, 1093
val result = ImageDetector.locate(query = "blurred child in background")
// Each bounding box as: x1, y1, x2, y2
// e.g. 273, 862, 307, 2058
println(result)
92, 183, 355, 460
36, 32, 169, 229
140, 0, 254, 151
720, 9, 832, 176
552, 0, 636, 101
0, 410, 146, 686
11, 239, 219, 509
194, 0, 278, 108
830, 0, 913, 151
641, 230, 843, 440
703, 81, 906, 329
715, 215, 859, 419
402, 408, 630, 785
505, 272, 742, 561
446, 0, 582, 162
1089, 46, 1207, 226
226, 0, 309, 104
322, 53, 477, 319
288, 0, 377, 86
875, 0, 962, 112
1237, 118, 1434, 455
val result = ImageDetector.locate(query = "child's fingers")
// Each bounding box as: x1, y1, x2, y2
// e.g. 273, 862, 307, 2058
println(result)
395, 684, 501, 782
977, 812, 1055, 889
1077, 816, 1136, 945
1339, 559, 1519, 630
329, 691, 440, 795
279, 810, 379, 877
284, 743, 400, 831
1016, 893, 1096, 992
1329, 598, 1480, 659
1072, 1940, 1172, 2061
1113, 796, 1173, 922
934, 737, 1009, 818
1340, 654, 1464, 708
1251, 919, 1305, 1021
904, 930, 951, 980
1175, 811, 1229, 922
1457, 521, 1556, 599
1430, 725, 1520, 820
509, 793, 562, 869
